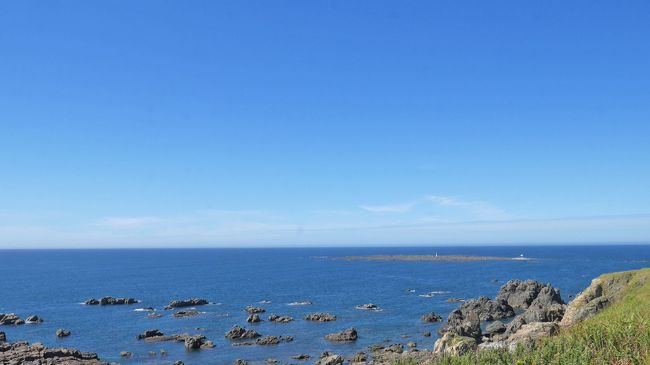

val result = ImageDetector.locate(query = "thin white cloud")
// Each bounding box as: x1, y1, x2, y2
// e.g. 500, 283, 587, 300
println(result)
426, 195, 513, 221
95, 216, 163, 228
360, 202, 417, 213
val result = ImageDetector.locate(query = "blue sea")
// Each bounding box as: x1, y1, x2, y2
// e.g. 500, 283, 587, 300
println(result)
1, 245, 649, 364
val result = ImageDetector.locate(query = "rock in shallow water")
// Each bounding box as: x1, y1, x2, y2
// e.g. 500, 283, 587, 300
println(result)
420, 312, 442, 322
167, 298, 209, 309
0, 313, 24, 326
304, 312, 337, 322
56, 329, 71, 337
268, 314, 293, 323
325, 328, 358, 342
224, 326, 261, 340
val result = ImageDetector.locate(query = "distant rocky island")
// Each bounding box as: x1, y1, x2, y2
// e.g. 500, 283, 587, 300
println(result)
332, 254, 531, 262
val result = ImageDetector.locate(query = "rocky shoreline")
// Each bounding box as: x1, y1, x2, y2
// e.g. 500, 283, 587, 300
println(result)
0, 274, 627, 365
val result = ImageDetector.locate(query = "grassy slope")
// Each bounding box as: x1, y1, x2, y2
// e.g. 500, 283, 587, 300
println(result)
396, 268, 650, 365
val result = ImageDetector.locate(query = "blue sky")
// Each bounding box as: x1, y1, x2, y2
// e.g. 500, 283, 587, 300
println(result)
1, 1, 649, 248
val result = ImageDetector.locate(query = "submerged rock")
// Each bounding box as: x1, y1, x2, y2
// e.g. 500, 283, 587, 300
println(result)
255, 335, 293, 345
291, 353, 310, 360
173, 310, 199, 318
325, 328, 358, 342
355, 303, 381, 311
304, 312, 337, 322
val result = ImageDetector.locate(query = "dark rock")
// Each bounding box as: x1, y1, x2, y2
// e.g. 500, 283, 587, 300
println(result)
268, 314, 293, 323
0, 332, 6, 342
245, 306, 266, 314
25, 315, 43, 323
247, 314, 262, 323
420, 312, 443, 322
56, 329, 71, 337
168, 298, 209, 308
422, 332, 431, 337
304, 312, 337, 322
325, 328, 357, 342
458, 296, 515, 320
120, 351, 132, 357
173, 361, 184, 365
85, 297, 137, 305
137, 329, 164, 340
0, 313, 24, 325
367, 344, 385, 352
291, 354, 310, 360
234, 360, 248, 365
224, 326, 261, 340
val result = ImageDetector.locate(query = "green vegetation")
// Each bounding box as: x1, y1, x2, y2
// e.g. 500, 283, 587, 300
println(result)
397, 268, 650, 365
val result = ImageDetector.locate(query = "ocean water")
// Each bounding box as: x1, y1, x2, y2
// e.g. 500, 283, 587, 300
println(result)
1, 245, 649, 364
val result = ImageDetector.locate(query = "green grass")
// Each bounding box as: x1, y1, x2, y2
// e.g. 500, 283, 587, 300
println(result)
397, 268, 650, 365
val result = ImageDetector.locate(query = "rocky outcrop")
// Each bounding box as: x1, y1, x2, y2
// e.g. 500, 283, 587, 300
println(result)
506, 322, 559, 351
268, 314, 293, 323
496, 280, 564, 309
560, 271, 639, 328
0, 342, 109, 364
438, 309, 481, 339
224, 326, 261, 340
245, 306, 266, 314
325, 328, 358, 342
316, 351, 344, 365
166, 298, 209, 309
485, 320, 506, 335
0, 314, 24, 326
56, 329, 71, 337
420, 312, 442, 322
433, 333, 477, 356
458, 296, 515, 320
84, 297, 138, 305
305, 313, 337, 322
184, 335, 214, 350
246, 314, 262, 323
